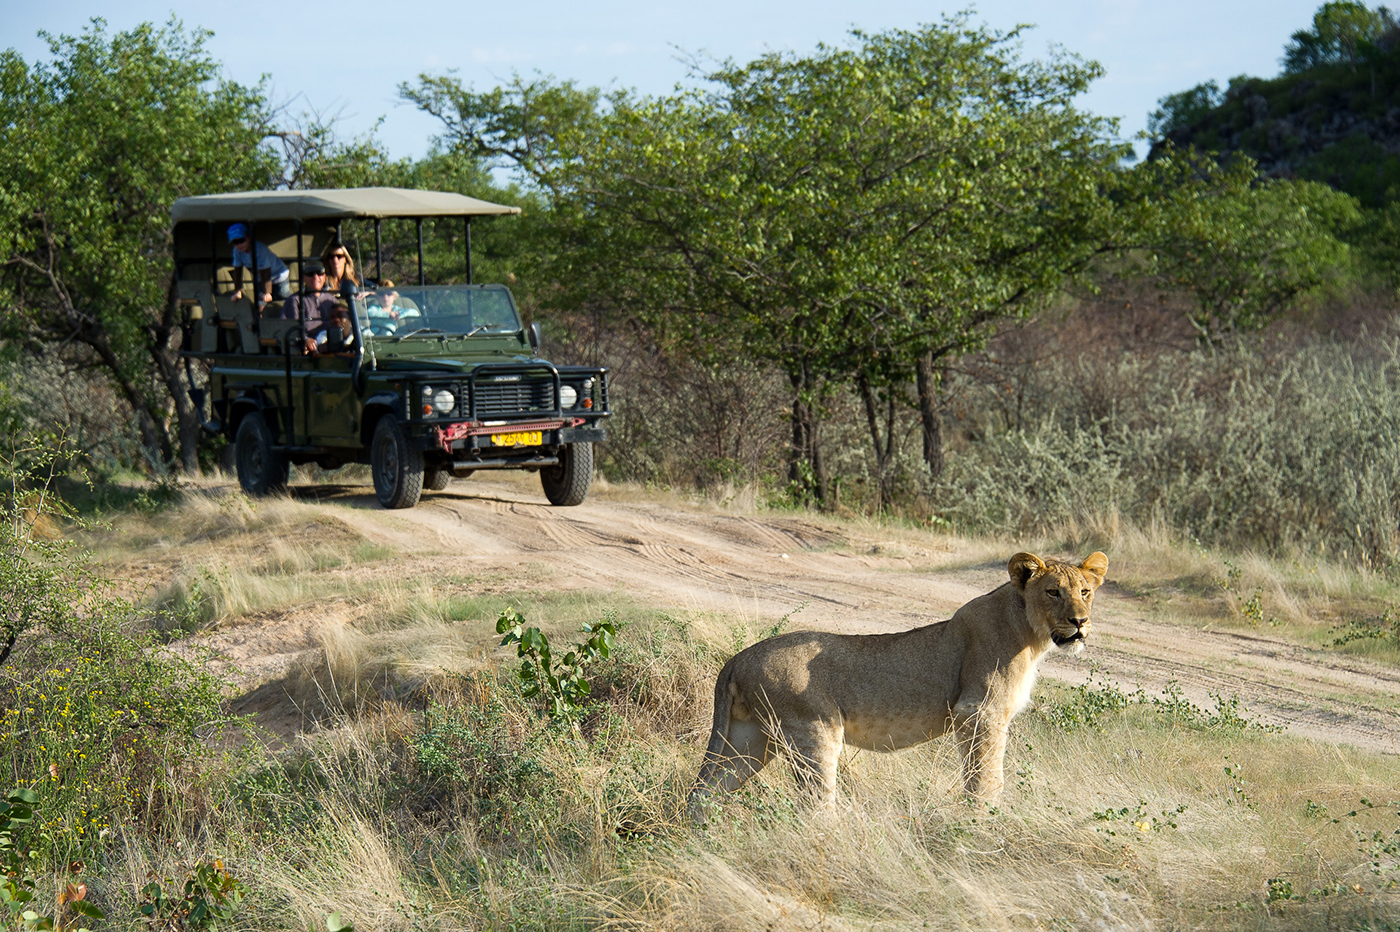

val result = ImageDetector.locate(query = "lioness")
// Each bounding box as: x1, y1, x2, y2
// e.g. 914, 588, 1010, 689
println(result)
688, 551, 1107, 818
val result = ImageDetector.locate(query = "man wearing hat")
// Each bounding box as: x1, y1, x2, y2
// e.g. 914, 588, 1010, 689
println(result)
227, 222, 291, 306
279, 258, 338, 330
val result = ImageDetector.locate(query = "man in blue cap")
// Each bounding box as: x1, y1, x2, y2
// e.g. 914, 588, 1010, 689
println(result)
228, 222, 290, 307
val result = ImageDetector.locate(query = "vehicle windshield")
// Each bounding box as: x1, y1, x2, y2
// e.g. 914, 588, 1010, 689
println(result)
354, 284, 521, 340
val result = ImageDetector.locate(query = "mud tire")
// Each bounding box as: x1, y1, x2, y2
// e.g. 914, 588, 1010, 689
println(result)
371, 415, 423, 509
234, 412, 289, 496
541, 442, 593, 506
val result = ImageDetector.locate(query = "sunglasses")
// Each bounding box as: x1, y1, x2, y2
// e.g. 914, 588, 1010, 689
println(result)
231, 238, 248, 245
327, 253, 348, 260
304, 270, 325, 277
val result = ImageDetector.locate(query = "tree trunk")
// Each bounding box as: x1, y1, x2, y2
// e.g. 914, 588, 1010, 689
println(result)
858, 373, 897, 511
787, 363, 827, 506
152, 277, 203, 474
87, 330, 172, 469
914, 350, 944, 482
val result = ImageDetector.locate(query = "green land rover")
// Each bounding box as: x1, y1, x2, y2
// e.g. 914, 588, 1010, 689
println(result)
172, 188, 610, 508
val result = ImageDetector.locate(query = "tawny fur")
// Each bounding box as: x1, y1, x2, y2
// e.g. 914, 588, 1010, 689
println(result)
688, 551, 1108, 819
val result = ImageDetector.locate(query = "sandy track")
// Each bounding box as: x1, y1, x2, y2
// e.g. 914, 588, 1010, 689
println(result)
259, 474, 1400, 754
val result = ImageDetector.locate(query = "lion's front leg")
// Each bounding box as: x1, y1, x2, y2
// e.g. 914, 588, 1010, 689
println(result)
952, 699, 1010, 801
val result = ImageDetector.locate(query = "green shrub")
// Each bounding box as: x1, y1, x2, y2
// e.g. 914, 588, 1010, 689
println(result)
0, 442, 235, 868
408, 679, 565, 841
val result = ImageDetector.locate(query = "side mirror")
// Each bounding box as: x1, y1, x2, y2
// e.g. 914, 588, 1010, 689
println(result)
528, 321, 542, 350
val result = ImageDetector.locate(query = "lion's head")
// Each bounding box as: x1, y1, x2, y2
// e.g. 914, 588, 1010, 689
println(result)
1008, 551, 1108, 653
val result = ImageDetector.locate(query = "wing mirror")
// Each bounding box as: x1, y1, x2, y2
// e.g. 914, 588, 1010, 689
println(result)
527, 321, 542, 350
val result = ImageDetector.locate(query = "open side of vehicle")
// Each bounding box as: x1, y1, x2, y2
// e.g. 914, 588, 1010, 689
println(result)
172, 187, 611, 508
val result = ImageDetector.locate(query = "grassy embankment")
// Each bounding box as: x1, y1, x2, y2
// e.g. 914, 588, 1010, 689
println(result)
15, 477, 1390, 930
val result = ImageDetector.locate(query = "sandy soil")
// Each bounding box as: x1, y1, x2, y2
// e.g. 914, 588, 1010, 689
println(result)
199, 471, 1400, 755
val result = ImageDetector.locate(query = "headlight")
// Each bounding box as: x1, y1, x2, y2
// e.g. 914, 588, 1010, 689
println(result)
559, 384, 578, 409
432, 388, 456, 415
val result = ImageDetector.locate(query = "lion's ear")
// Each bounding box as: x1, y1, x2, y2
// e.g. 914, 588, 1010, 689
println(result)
1008, 552, 1046, 591
1079, 551, 1108, 588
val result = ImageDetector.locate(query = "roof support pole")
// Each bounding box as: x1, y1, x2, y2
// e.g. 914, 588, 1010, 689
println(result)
296, 219, 304, 290
465, 217, 472, 285
375, 219, 382, 283
416, 218, 425, 287
207, 222, 216, 296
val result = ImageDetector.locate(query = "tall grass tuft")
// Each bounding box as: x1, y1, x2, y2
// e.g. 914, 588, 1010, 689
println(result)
940, 339, 1400, 568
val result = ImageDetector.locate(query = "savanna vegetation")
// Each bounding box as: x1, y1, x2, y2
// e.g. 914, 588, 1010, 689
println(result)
2, 5, 1400, 930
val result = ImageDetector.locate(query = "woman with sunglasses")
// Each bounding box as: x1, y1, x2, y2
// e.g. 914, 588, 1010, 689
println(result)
320, 240, 360, 293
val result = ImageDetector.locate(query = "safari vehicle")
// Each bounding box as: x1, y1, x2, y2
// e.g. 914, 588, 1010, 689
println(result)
171, 187, 610, 508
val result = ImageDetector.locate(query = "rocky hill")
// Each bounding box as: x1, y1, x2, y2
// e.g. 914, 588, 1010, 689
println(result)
1150, 40, 1400, 208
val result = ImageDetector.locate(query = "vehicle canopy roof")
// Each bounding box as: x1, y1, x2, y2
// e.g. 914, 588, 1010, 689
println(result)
170, 187, 521, 224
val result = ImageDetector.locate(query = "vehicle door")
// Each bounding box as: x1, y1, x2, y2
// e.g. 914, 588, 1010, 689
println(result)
307, 353, 359, 447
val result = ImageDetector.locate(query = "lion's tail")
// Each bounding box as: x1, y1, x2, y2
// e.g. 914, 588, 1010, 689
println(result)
687, 658, 740, 822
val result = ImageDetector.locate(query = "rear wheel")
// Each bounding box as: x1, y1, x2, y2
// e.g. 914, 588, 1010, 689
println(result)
234, 412, 289, 496
423, 466, 451, 491
541, 442, 593, 506
371, 415, 423, 509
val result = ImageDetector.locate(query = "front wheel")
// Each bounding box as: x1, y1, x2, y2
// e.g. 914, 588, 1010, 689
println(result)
371, 415, 423, 509
423, 466, 451, 491
541, 442, 593, 506
234, 412, 289, 496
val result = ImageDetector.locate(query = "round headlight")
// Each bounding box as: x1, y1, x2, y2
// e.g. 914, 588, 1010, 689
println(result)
431, 389, 456, 415
559, 385, 578, 409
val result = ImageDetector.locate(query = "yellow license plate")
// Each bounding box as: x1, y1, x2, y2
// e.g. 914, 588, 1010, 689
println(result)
491, 430, 542, 447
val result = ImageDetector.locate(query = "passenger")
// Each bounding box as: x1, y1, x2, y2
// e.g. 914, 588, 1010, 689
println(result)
364, 279, 418, 333
279, 259, 337, 323
228, 223, 291, 306
307, 302, 357, 355
321, 240, 360, 293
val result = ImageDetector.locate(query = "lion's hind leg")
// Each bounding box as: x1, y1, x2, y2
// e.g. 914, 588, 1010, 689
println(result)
687, 717, 774, 822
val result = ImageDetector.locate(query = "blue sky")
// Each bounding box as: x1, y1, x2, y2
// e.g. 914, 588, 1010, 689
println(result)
3, 1, 1326, 163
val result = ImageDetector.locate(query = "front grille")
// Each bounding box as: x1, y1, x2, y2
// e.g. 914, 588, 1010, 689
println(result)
474, 379, 554, 417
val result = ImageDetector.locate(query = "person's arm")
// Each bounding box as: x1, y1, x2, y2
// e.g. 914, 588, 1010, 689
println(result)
230, 262, 244, 301
258, 267, 273, 305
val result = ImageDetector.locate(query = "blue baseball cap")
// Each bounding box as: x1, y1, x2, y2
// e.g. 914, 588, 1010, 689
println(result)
227, 222, 249, 242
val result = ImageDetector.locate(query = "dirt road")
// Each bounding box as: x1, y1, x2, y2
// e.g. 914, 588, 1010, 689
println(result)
246, 473, 1400, 754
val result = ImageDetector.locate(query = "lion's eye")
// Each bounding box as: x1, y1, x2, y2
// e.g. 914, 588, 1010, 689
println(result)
1082, 589, 1091, 598
1046, 588, 1060, 599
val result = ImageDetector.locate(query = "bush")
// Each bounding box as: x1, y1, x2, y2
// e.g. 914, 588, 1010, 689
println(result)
0, 442, 235, 868
939, 339, 1400, 566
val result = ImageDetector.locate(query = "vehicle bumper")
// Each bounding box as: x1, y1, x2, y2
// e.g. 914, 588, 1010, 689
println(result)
420, 418, 608, 455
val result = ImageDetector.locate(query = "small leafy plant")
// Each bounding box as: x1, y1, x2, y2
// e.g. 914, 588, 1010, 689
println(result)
0, 787, 103, 932
495, 608, 624, 722
138, 860, 247, 930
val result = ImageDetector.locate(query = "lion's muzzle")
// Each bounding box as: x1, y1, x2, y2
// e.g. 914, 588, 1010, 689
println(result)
1051, 618, 1090, 647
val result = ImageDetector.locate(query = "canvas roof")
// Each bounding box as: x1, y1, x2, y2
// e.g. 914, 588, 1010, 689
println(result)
171, 187, 521, 223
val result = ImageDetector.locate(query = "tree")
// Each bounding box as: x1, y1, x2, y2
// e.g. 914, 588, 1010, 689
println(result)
1142, 150, 1359, 342
1283, 1, 1397, 72
405, 19, 1133, 497
0, 19, 280, 473
1147, 81, 1223, 139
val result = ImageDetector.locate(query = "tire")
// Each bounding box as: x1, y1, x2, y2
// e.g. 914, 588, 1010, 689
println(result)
423, 466, 451, 491
234, 412, 289, 496
371, 415, 423, 509
541, 442, 593, 506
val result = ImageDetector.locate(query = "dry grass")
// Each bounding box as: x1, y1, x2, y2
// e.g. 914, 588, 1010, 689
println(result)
110, 642, 1400, 931
69, 481, 1400, 929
